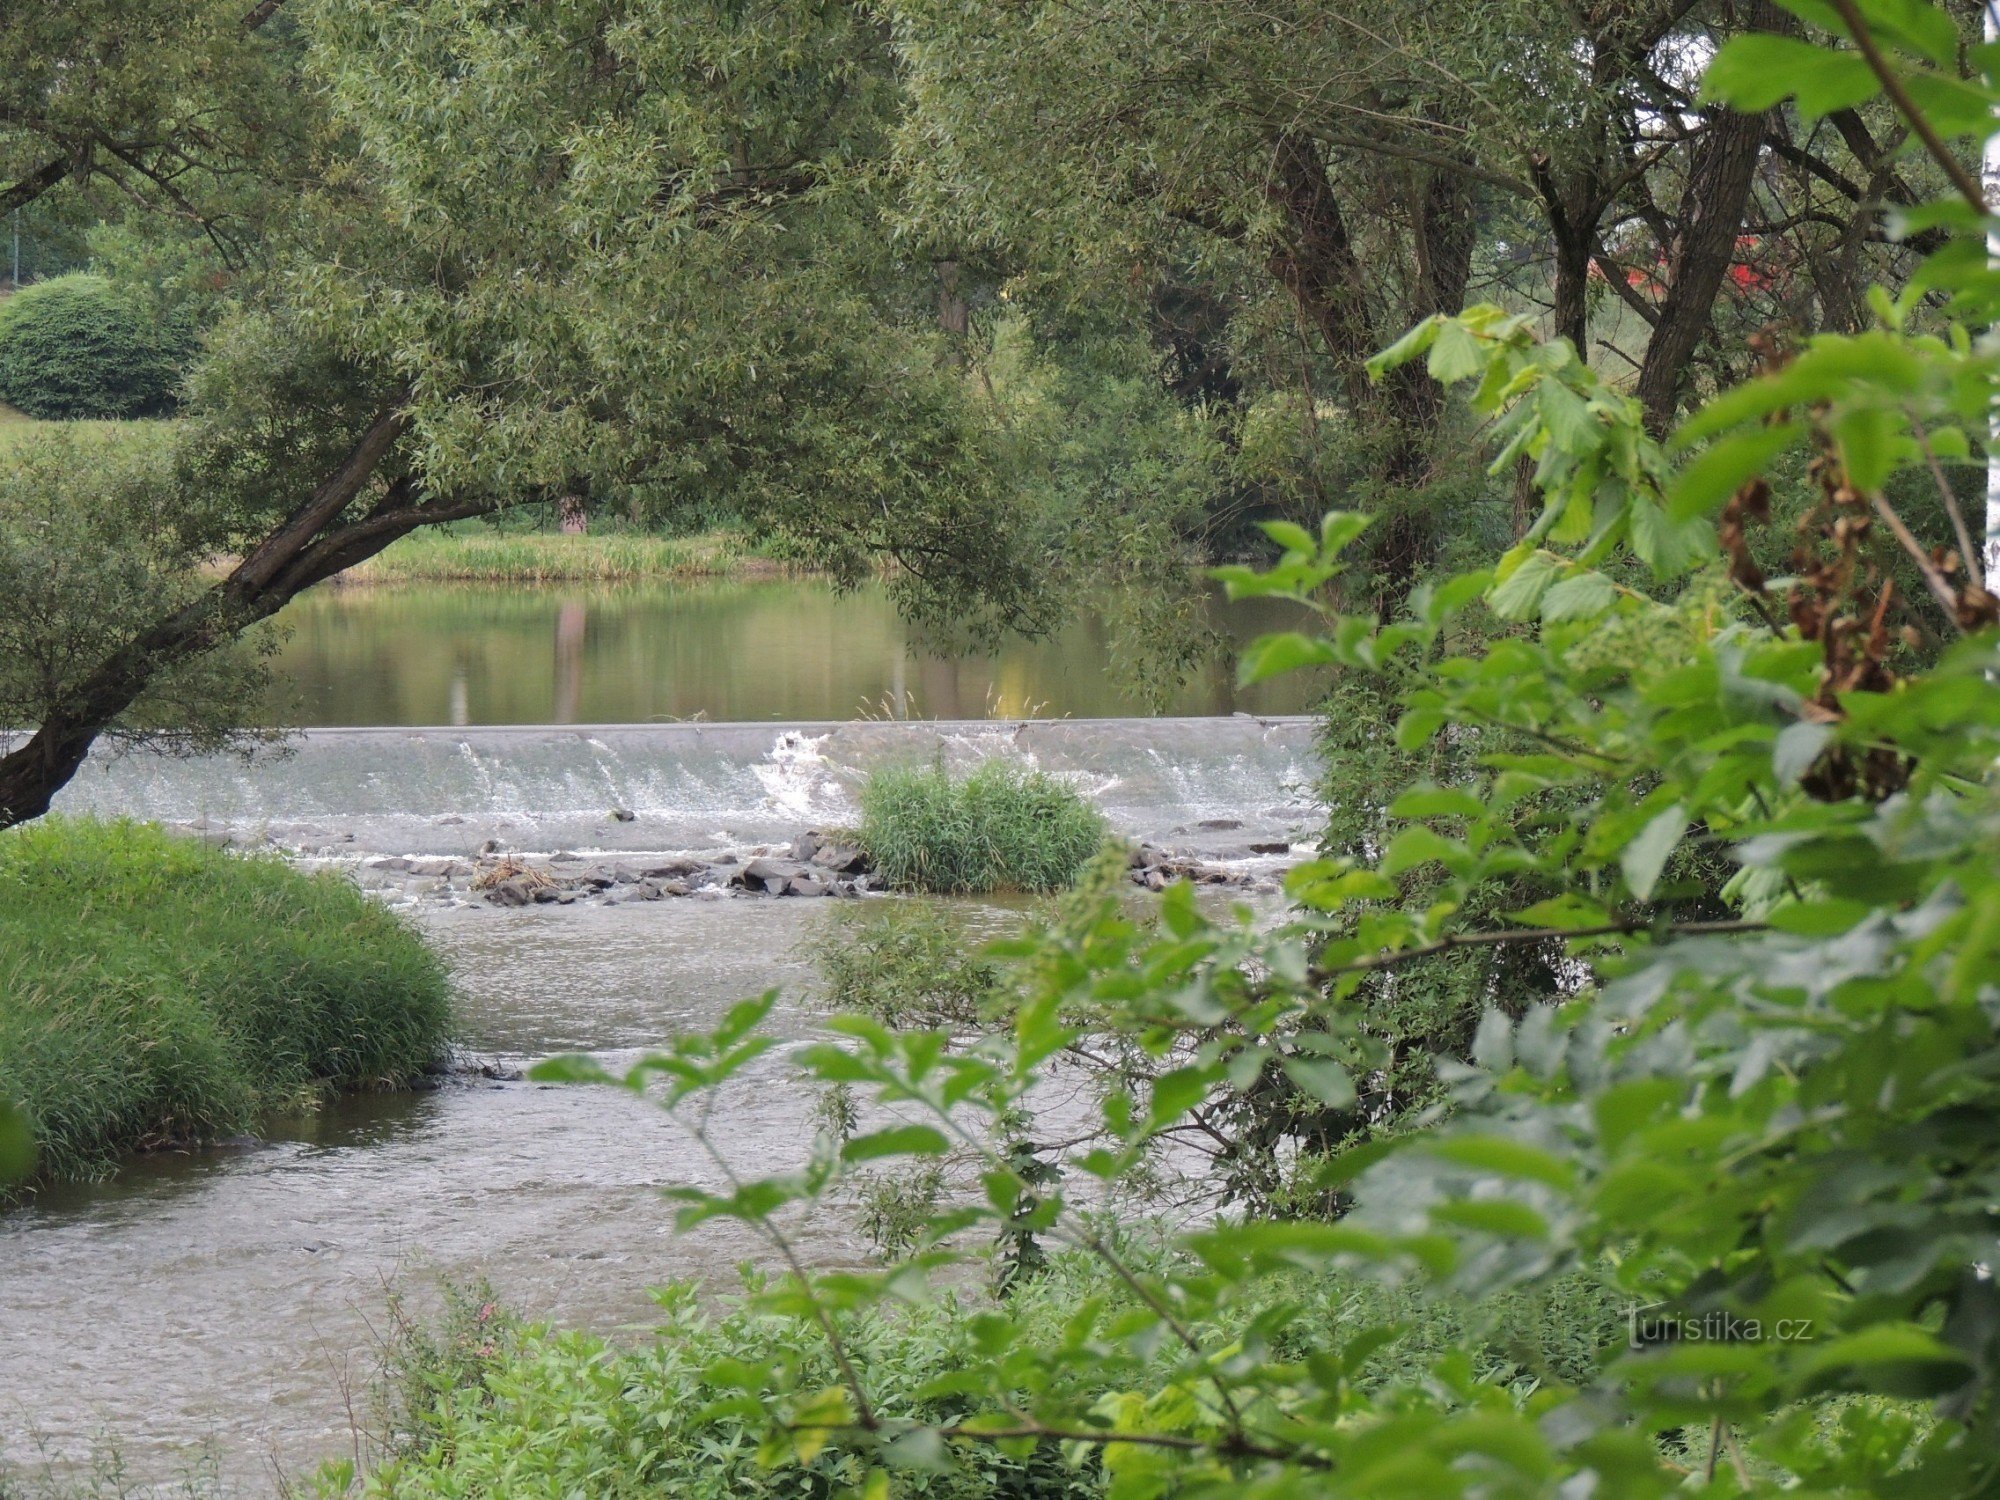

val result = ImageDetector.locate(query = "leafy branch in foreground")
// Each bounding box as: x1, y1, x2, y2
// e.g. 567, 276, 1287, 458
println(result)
510, 6, 2000, 1495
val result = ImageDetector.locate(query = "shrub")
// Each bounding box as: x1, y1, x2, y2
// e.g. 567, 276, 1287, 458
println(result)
0, 817, 452, 1185
811, 901, 1001, 1028
0, 275, 189, 419
857, 761, 1106, 894
353, 1253, 1627, 1499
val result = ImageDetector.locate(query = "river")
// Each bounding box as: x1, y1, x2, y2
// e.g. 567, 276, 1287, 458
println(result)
260, 578, 1319, 725
1, 579, 1325, 1493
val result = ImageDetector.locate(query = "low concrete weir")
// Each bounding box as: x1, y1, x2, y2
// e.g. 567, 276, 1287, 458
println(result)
52, 716, 1326, 858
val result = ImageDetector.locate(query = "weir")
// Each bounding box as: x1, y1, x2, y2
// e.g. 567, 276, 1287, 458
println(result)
52, 716, 1326, 858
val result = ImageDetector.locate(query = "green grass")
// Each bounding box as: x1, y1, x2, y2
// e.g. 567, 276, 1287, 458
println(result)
0, 817, 452, 1187
858, 760, 1108, 894
0, 405, 159, 455
340, 527, 784, 584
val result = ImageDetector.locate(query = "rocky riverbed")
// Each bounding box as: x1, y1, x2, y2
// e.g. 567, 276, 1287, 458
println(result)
281, 823, 1297, 910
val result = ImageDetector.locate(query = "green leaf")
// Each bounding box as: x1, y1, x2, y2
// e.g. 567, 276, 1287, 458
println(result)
1389, 786, 1487, 820
1237, 631, 1337, 685
1701, 34, 1879, 119
1428, 320, 1487, 384
1536, 377, 1600, 453
1773, 720, 1833, 784
528, 1054, 617, 1085
1620, 803, 1686, 901
1259, 519, 1317, 555
1834, 403, 1899, 492
1487, 551, 1564, 620
1540, 570, 1617, 622
1424, 1135, 1576, 1189
1282, 1055, 1355, 1108
1368, 316, 1442, 377
1668, 422, 1802, 519
841, 1125, 950, 1163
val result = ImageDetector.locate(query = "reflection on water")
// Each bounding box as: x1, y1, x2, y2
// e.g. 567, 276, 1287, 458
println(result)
264, 577, 1319, 727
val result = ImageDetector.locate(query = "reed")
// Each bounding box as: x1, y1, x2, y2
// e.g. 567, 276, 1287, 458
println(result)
857, 760, 1107, 894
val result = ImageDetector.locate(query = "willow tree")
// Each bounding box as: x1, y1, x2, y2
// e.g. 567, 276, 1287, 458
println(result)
0, 0, 1043, 827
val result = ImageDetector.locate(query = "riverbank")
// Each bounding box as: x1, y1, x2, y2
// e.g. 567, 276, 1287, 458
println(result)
0, 817, 453, 1189
337, 527, 797, 584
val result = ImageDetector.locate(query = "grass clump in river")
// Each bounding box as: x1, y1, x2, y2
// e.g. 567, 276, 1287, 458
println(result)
0, 817, 451, 1186
858, 760, 1107, 894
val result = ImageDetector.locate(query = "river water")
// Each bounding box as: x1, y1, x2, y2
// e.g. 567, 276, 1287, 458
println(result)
261, 578, 1319, 725
1, 580, 1326, 1493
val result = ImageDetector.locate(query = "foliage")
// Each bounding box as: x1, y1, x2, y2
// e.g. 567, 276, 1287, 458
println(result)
859, 762, 1108, 895
0, 275, 190, 419
520, 6, 2000, 1492
346, 1251, 1626, 1500
0, 817, 451, 1185
813, 902, 1003, 1030
0, 427, 276, 758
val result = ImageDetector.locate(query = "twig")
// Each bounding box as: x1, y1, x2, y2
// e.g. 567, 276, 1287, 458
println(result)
1906, 412, 1983, 583
1867, 489, 1966, 629
1825, 0, 1988, 214
1307, 918, 1769, 984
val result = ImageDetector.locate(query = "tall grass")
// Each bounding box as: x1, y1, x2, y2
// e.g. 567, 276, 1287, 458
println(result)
857, 760, 1107, 894
339, 528, 778, 584
0, 818, 451, 1186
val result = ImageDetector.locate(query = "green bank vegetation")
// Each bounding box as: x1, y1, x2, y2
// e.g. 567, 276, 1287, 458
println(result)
857, 762, 1108, 895
350, 1253, 1625, 1500
0, 818, 451, 1187
337, 527, 787, 585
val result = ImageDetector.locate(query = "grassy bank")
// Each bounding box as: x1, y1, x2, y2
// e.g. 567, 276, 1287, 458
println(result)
0, 406, 163, 455
0, 818, 451, 1186
858, 761, 1108, 893
338, 527, 790, 584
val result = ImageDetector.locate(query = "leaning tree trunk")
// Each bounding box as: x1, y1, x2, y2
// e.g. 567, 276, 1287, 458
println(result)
0, 400, 498, 829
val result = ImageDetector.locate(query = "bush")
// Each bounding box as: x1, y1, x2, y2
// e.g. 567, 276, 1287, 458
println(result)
0, 275, 189, 419
0, 817, 452, 1185
352, 1252, 1627, 1499
857, 761, 1107, 894
812, 901, 1001, 1028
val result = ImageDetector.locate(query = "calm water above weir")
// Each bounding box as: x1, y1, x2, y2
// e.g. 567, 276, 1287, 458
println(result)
263, 577, 1319, 726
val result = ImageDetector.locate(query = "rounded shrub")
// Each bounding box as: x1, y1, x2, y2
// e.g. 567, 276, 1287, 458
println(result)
858, 759, 1108, 894
0, 817, 453, 1186
0, 274, 189, 419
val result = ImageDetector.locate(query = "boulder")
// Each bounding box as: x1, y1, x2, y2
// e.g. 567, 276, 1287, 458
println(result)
787, 873, 828, 897
790, 831, 823, 863
739, 857, 806, 894
810, 842, 868, 874
1248, 841, 1291, 855
485, 877, 533, 908
640, 857, 705, 880
609, 807, 636, 823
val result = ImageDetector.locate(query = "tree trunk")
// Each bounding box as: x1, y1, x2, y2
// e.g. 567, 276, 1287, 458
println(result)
1263, 130, 1377, 409
1635, 127, 1775, 419
0, 403, 496, 829
936, 258, 969, 367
